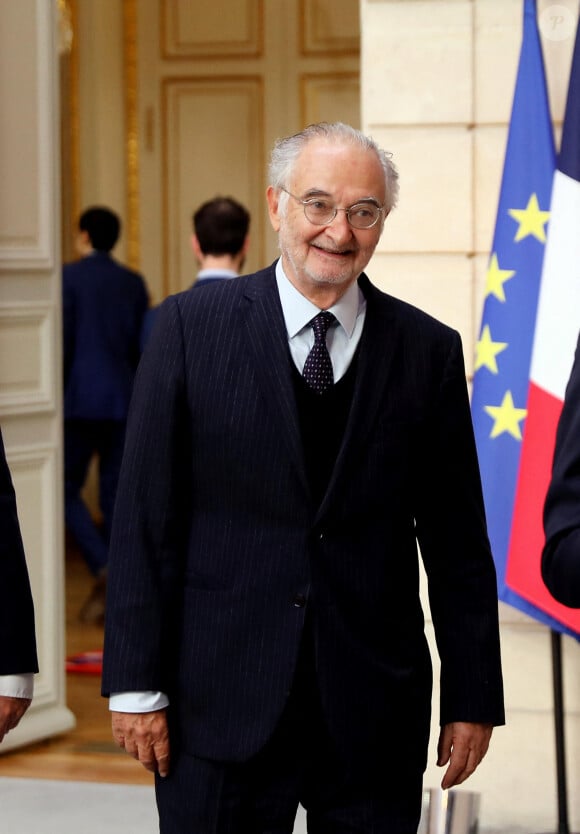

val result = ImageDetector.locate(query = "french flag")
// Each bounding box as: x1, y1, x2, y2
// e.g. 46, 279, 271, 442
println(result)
506, 16, 580, 632
471, 0, 580, 636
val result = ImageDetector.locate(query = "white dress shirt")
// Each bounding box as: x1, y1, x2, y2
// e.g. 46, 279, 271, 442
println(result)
0, 674, 33, 700
109, 260, 367, 714
196, 268, 238, 282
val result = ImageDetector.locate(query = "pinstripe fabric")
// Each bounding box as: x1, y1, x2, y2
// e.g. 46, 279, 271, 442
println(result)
0, 428, 38, 675
102, 262, 504, 776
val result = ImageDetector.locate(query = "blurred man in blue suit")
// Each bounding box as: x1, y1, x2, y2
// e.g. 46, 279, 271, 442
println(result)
63, 206, 148, 623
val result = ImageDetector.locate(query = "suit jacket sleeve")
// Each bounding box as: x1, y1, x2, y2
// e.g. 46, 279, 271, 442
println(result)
542, 333, 580, 607
102, 296, 190, 695
415, 330, 504, 727
0, 428, 38, 675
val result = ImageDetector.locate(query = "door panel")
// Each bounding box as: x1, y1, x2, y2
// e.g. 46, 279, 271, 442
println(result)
136, 0, 359, 301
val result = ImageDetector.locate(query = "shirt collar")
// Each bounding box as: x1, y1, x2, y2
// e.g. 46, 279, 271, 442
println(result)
197, 268, 238, 280
275, 259, 363, 339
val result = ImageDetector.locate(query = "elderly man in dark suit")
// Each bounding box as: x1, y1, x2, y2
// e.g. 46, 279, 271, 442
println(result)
102, 122, 504, 834
542, 332, 580, 606
0, 427, 37, 744
63, 206, 148, 623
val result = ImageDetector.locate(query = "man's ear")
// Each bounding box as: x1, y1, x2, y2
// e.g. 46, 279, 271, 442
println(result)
75, 229, 92, 257
240, 234, 251, 256
266, 186, 282, 232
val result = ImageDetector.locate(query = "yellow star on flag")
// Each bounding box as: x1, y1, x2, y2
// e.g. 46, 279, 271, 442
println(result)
484, 391, 527, 440
475, 325, 508, 373
508, 193, 550, 243
485, 254, 515, 302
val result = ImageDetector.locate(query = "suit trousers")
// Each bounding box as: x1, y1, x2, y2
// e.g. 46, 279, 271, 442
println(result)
155, 626, 423, 834
64, 418, 126, 576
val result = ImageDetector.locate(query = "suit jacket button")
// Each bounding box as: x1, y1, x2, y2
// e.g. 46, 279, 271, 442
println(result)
292, 593, 307, 608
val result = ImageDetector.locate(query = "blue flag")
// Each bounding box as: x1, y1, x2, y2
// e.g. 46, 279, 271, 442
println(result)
470, 0, 574, 634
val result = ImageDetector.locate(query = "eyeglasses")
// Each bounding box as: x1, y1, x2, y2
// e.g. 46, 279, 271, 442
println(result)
280, 188, 385, 230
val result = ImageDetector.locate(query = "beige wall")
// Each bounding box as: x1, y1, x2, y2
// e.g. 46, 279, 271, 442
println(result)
361, 0, 580, 830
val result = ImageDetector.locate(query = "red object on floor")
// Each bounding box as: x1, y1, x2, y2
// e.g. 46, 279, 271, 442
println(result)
65, 650, 103, 675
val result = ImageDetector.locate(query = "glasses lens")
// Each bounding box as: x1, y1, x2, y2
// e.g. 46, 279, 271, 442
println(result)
303, 199, 335, 225
348, 204, 381, 229
301, 197, 382, 229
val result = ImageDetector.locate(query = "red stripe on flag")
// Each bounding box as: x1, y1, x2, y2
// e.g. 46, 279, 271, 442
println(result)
506, 382, 580, 630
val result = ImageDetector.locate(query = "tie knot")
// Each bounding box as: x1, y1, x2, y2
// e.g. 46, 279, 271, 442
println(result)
310, 311, 335, 342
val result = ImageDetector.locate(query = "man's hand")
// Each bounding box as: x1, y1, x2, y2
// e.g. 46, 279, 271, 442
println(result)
112, 709, 170, 777
437, 721, 493, 789
0, 696, 32, 744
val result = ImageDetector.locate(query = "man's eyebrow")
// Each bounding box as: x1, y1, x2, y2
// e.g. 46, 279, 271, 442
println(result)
301, 188, 332, 199
301, 189, 382, 207
350, 195, 383, 206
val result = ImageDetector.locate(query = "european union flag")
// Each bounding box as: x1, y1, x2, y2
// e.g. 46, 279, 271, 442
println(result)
470, 0, 572, 633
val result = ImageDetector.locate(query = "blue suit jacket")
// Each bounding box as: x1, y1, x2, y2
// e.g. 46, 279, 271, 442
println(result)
0, 428, 38, 675
102, 263, 504, 773
542, 332, 580, 606
63, 252, 148, 421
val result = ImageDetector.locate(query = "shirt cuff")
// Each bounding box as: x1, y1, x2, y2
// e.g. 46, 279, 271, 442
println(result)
109, 691, 169, 713
0, 673, 34, 699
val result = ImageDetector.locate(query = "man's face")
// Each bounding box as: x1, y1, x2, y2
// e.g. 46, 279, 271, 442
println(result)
267, 138, 387, 300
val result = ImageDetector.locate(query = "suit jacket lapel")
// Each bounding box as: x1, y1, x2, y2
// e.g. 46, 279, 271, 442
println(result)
241, 267, 400, 513
241, 266, 309, 494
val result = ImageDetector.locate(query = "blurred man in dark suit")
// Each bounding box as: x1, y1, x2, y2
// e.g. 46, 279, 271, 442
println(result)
63, 206, 148, 623
140, 196, 250, 349
191, 195, 250, 287
103, 123, 504, 834
0, 426, 37, 744
542, 333, 580, 606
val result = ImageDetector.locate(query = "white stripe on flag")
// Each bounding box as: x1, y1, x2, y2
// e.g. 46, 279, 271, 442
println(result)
530, 169, 580, 399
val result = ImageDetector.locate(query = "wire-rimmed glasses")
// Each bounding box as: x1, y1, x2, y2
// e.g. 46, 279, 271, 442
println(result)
280, 188, 384, 230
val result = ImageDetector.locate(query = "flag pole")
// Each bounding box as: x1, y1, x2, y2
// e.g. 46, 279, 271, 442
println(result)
550, 630, 575, 834
537, 630, 578, 834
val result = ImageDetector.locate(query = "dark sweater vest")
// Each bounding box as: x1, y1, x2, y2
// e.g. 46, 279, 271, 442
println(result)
292, 355, 358, 507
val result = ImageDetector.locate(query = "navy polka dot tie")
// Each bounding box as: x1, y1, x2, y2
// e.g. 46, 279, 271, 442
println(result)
302, 312, 335, 394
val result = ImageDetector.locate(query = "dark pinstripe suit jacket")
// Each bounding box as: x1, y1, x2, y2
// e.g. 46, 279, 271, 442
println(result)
0, 428, 38, 676
542, 332, 580, 606
102, 262, 504, 775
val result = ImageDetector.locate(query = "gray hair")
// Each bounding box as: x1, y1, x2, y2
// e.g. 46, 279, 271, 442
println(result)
268, 122, 399, 213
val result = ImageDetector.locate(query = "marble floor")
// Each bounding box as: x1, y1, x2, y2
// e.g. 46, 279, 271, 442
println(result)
0, 777, 310, 834
0, 777, 158, 834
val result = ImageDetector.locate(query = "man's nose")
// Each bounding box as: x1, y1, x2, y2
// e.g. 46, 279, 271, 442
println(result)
325, 210, 353, 243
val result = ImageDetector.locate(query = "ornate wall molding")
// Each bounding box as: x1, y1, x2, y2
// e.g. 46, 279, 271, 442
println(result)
161, 0, 263, 59
162, 75, 264, 295
300, 71, 360, 126
124, 0, 140, 270
0, 304, 54, 415
299, 0, 359, 56
0, 0, 57, 270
